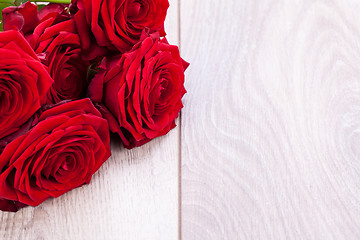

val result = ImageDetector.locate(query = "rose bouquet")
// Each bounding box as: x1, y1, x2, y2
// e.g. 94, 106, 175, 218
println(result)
0, 0, 188, 212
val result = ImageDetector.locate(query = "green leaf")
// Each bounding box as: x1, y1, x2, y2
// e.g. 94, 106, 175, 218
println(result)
0, 0, 14, 4
0, 2, 13, 31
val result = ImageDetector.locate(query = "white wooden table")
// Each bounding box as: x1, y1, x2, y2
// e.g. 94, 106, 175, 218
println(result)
1, 0, 360, 239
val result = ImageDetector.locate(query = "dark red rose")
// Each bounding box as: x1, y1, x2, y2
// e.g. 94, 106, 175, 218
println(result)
3, 2, 69, 35
2, 3, 88, 104
89, 32, 189, 149
0, 98, 111, 212
70, 0, 169, 57
0, 30, 53, 139
2, 2, 39, 34
37, 3, 70, 24
30, 18, 90, 104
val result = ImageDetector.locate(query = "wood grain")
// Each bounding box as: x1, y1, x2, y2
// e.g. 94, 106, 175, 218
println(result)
181, 0, 360, 239
0, 1, 180, 240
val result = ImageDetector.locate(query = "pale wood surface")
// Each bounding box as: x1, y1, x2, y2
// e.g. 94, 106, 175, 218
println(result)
0, 1, 180, 240
1, 0, 360, 239
181, 0, 360, 239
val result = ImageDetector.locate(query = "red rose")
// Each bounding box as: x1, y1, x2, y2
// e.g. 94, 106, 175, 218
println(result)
3, 2, 69, 34
70, 0, 169, 56
37, 3, 70, 24
3, 3, 89, 104
31, 18, 90, 104
0, 30, 53, 139
2, 2, 39, 34
0, 98, 111, 212
89, 32, 189, 148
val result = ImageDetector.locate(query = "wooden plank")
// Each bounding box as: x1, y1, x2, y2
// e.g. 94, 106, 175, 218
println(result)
181, 0, 360, 239
0, 1, 180, 239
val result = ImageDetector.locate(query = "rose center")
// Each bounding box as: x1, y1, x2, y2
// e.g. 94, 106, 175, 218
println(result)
159, 78, 169, 100
61, 155, 75, 171
127, 1, 142, 19
0, 76, 21, 116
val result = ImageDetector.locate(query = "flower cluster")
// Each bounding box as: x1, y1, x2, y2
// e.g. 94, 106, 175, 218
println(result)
0, 0, 188, 212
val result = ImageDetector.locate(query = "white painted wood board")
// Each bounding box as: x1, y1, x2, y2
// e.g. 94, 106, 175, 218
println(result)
181, 0, 360, 239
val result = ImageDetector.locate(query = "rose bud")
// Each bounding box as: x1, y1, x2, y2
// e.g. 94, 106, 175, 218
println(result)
0, 98, 111, 212
89, 32, 189, 149
0, 30, 53, 139
70, 0, 169, 58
